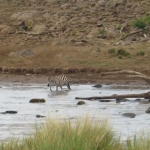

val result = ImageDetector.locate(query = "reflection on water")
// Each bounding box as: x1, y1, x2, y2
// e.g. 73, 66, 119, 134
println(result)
0, 83, 150, 141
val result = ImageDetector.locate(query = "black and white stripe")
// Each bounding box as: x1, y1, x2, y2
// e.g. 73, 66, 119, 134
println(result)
47, 75, 71, 91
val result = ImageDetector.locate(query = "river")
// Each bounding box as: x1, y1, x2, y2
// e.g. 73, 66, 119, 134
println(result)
0, 83, 150, 141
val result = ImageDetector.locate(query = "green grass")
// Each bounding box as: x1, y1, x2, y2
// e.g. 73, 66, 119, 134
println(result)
136, 51, 145, 56
108, 48, 116, 54
131, 15, 150, 29
1, 117, 150, 150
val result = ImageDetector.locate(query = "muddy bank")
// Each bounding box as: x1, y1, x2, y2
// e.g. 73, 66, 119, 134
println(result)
1, 67, 150, 75
0, 67, 150, 85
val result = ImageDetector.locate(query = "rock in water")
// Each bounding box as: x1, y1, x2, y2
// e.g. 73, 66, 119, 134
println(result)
0, 111, 17, 114
29, 98, 46, 103
116, 98, 129, 103
77, 101, 86, 105
36, 115, 46, 118
92, 84, 102, 88
122, 113, 136, 118
146, 107, 150, 113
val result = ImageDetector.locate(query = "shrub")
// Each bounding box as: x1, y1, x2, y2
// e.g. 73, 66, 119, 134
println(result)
99, 29, 105, 35
108, 48, 116, 54
131, 15, 150, 29
95, 47, 101, 52
117, 48, 130, 57
118, 55, 123, 59
137, 51, 145, 56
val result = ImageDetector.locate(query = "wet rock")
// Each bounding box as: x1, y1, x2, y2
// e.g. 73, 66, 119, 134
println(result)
77, 101, 86, 105
29, 98, 46, 103
116, 98, 129, 103
5, 111, 17, 114
36, 115, 46, 118
0, 111, 17, 114
122, 113, 136, 118
146, 107, 150, 113
135, 98, 141, 102
99, 100, 111, 102
92, 84, 102, 88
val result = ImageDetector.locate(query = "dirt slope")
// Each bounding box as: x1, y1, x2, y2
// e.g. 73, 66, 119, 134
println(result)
0, 0, 150, 74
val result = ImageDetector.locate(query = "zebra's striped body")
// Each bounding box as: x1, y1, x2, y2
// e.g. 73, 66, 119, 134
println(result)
47, 75, 71, 91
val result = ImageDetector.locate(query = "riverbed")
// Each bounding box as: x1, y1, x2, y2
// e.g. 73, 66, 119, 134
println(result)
0, 83, 150, 141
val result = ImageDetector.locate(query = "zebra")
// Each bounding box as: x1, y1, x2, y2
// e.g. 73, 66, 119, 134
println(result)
47, 75, 71, 91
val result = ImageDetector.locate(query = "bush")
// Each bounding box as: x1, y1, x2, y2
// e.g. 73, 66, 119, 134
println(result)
117, 48, 130, 57
108, 48, 116, 54
131, 15, 150, 29
118, 55, 123, 59
99, 29, 105, 35
95, 47, 101, 52
137, 51, 145, 56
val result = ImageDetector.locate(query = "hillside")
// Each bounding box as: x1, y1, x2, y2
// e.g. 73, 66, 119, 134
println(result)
0, 0, 150, 74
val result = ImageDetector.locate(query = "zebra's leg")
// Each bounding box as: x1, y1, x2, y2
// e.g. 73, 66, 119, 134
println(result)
60, 86, 62, 90
56, 85, 58, 91
50, 85, 53, 91
67, 82, 71, 90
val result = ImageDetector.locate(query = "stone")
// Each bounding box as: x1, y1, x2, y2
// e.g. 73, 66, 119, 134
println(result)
29, 98, 46, 103
36, 115, 46, 118
8, 49, 35, 57
0, 25, 14, 34
116, 98, 129, 103
5, 111, 17, 114
11, 11, 38, 21
135, 98, 141, 102
32, 24, 47, 34
122, 113, 136, 118
146, 107, 150, 113
74, 41, 85, 46
99, 100, 111, 102
77, 101, 86, 105
86, 28, 98, 39
0, 111, 17, 114
92, 84, 102, 88
98, 0, 109, 6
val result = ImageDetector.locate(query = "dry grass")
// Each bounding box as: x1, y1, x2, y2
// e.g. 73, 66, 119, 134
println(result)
0, 42, 150, 70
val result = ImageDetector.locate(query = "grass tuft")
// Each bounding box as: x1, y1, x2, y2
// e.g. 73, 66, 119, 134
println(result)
1, 117, 150, 150
0, 117, 121, 150
131, 15, 150, 29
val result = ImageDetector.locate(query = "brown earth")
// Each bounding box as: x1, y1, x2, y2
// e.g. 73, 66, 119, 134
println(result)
0, 0, 150, 84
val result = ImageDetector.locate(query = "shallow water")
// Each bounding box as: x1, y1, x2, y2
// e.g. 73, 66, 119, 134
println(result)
0, 83, 150, 141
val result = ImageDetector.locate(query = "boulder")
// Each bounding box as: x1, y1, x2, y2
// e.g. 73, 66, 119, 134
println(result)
99, 100, 111, 102
29, 98, 46, 103
32, 24, 47, 34
146, 107, 150, 113
8, 49, 35, 57
0, 111, 17, 114
77, 101, 85, 105
122, 113, 136, 118
11, 11, 38, 21
0, 25, 14, 34
92, 84, 102, 88
36, 115, 46, 118
116, 98, 129, 103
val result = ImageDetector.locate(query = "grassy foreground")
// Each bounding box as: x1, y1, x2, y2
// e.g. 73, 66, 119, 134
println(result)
0, 117, 150, 150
